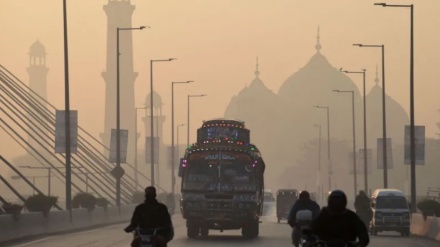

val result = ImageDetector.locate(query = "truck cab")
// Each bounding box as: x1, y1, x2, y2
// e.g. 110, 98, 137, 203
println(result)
370, 189, 410, 236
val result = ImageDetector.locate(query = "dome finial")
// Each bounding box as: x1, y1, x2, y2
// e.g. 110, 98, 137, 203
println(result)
374, 64, 380, 85
255, 56, 260, 77
315, 25, 322, 52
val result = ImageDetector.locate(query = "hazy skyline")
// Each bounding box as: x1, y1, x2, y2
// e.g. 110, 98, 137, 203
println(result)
1, 0, 440, 161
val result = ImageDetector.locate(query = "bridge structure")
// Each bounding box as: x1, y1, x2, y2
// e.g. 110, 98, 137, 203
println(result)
0, 65, 168, 209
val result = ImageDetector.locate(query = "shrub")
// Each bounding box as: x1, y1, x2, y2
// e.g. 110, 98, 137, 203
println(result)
417, 199, 440, 218
24, 194, 58, 217
132, 191, 144, 204
2, 202, 23, 220
72, 192, 96, 211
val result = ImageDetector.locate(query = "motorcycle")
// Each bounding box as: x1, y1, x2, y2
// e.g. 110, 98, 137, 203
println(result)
129, 227, 167, 247
301, 229, 362, 247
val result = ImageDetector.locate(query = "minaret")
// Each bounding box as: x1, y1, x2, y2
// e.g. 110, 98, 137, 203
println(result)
100, 0, 138, 163
142, 91, 166, 186
315, 25, 322, 53
27, 40, 49, 145
142, 91, 166, 146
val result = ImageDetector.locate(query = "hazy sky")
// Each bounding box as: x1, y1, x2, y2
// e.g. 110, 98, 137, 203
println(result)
1, 0, 440, 159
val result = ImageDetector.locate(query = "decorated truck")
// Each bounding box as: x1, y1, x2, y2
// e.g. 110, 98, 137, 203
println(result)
178, 119, 266, 239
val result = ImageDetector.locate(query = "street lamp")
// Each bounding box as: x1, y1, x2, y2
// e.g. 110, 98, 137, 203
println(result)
116, 26, 146, 208
177, 124, 185, 150
62, 0, 72, 219
353, 43, 388, 188
374, 2, 416, 212
150, 58, 176, 187
313, 124, 322, 198
314, 105, 332, 191
171, 81, 192, 196
187, 94, 207, 147
340, 68, 368, 193
19, 166, 65, 196
135, 105, 148, 190
333, 90, 357, 198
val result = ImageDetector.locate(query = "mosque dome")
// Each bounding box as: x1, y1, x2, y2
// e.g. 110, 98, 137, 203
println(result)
366, 68, 409, 145
145, 90, 163, 108
30, 40, 46, 57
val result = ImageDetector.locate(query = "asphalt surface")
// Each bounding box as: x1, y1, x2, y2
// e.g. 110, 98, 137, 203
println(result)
7, 215, 440, 247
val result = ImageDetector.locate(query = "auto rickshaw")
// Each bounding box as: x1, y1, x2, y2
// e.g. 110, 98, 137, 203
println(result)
276, 189, 298, 223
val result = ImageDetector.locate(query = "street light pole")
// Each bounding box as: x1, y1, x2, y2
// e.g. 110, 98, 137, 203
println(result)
171, 81, 192, 195
116, 26, 146, 209
62, 0, 72, 221
314, 106, 331, 192
340, 69, 368, 192
135, 106, 147, 190
374, 2, 416, 212
314, 124, 322, 197
150, 58, 176, 187
187, 94, 207, 147
333, 90, 357, 198
353, 43, 388, 188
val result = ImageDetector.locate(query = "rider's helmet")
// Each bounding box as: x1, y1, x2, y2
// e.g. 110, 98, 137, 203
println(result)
327, 190, 347, 212
145, 186, 157, 201
299, 190, 310, 200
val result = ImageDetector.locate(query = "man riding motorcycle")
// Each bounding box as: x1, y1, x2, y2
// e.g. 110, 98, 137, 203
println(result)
124, 186, 174, 247
354, 190, 371, 228
288, 190, 321, 247
307, 190, 370, 247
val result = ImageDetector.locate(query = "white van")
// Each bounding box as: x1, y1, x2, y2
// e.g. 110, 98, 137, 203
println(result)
370, 189, 410, 236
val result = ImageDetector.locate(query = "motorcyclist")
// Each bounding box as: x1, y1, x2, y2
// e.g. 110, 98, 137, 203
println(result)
308, 190, 370, 247
288, 190, 321, 247
124, 186, 174, 247
354, 190, 371, 228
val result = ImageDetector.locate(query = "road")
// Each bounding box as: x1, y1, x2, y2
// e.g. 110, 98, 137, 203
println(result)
7, 215, 439, 247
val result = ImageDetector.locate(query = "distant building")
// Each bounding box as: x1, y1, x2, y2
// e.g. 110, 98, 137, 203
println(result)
100, 0, 139, 165
223, 28, 411, 193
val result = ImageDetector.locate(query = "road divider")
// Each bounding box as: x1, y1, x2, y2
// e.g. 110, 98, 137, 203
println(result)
410, 213, 440, 241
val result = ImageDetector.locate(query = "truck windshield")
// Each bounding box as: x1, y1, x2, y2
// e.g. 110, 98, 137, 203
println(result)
184, 160, 219, 183
221, 162, 255, 184
376, 196, 408, 209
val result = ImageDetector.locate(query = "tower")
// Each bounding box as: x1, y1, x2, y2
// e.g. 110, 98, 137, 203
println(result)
142, 91, 166, 186
27, 40, 49, 146
100, 0, 138, 163
142, 91, 166, 146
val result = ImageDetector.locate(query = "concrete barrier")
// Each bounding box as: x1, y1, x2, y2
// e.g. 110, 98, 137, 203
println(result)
410, 213, 440, 242
0, 204, 136, 244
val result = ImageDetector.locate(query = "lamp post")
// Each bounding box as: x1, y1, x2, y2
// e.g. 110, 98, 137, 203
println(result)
150, 58, 176, 187
19, 166, 65, 196
187, 94, 207, 147
135, 106, 148, 190
333, 90, 357, 198
314, 105, 332, 192
62, 0, 72, 220
177, 124, 185, 149
374, 2, 416, 212
340, 68, 368, 192
171, 81, 192, 195
116, 26, 146, 208
353, 43, 388, 189
314, 124, 322, 198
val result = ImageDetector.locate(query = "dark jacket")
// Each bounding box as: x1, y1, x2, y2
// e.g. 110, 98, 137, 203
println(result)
309, 207, 369, 246
287, 199, 321, 227
354, 194, 370, 211
125, 199, 174, 241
